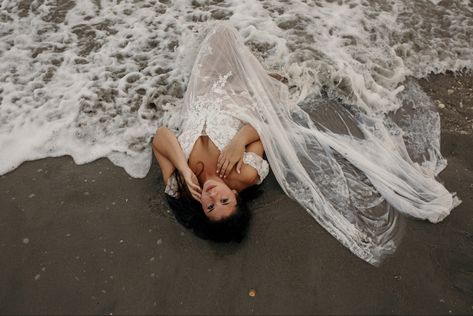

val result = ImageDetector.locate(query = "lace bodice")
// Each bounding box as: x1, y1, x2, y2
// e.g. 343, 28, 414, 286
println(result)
164, 22, 457, 266
164, 72, 269, 198
177, 76, 243, 160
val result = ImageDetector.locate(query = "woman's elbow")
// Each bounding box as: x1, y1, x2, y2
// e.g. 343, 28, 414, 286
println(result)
152, 127, 170, 150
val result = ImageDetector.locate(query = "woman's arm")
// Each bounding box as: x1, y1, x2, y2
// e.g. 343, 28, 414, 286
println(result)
152, 127, 202, 201
231, 124, 260, 146
152, 127, 188, 183
216, 124, 260, 178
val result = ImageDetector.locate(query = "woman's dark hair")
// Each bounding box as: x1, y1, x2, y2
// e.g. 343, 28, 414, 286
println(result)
165, 169, 260, 243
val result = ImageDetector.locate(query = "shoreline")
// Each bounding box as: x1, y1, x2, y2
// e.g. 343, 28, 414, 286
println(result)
0, 72, 472, 314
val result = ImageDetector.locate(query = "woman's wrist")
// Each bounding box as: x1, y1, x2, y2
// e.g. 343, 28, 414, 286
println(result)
236, 124, 260, 146
231, 136, 246, 147
177, 164, 191, 174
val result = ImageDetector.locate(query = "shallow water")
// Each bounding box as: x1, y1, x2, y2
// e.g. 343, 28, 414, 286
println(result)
0, 0, 472, 177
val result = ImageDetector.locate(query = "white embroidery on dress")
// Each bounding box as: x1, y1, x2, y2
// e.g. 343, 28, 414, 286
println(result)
165, 173, 179, 198
212, 71, 233, 95
165, 70, 269, 197
243, 152, 269, 185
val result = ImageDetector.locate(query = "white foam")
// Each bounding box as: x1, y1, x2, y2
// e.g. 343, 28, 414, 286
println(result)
0, 0, 472, 177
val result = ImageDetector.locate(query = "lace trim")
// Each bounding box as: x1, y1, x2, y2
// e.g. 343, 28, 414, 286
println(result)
164, 173, 179, 198
243, 152, 269, 185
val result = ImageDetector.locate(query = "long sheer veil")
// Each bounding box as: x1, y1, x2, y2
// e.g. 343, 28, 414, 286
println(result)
179, 22, 458, 266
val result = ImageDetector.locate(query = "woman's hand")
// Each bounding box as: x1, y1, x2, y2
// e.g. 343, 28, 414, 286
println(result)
181, 167, 202, 202
217, 138, 245, 178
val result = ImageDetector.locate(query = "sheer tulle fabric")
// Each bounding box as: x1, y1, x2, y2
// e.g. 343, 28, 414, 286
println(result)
180, 22, 457, 265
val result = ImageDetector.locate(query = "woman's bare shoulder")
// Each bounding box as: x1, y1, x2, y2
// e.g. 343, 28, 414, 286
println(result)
240, 164, 259, 186
225, 164, 258, 192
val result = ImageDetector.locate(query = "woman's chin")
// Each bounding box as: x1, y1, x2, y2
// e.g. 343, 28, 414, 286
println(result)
202, 179, 215, 191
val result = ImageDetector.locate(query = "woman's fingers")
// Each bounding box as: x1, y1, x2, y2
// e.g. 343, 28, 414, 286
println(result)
236, 159, 243, 174
220, 160, 231, 178
217, 153, 224, 166
218, 160, 227, 177
223, 161, 235, 178
191, 191, 201, 202
189, 180, 201, 194
184, 171, 202, 200
191, 184, 201, 195
218, 157, 230, 176
217, 154, 226, 174
188, 183, 201, 202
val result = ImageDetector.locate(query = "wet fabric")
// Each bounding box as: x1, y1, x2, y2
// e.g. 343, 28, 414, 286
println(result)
179, 22, 458, 266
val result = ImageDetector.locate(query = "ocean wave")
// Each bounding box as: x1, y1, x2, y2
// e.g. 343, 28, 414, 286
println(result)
0, 0, 471, 177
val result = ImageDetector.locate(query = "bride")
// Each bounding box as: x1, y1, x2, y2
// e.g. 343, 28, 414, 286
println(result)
152, 22, 457, 265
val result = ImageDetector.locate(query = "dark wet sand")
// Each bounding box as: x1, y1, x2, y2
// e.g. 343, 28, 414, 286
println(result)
1, 73, 472, 315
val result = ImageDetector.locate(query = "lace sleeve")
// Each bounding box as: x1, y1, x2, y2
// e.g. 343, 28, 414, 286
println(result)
243, 152, 269, 185
164, 173, 180, 198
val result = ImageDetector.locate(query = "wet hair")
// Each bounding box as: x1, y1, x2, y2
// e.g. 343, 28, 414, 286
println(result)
165, 169, 259, 243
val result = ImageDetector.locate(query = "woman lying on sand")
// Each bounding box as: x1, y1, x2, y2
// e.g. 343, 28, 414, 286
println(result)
152, 22, 457, 266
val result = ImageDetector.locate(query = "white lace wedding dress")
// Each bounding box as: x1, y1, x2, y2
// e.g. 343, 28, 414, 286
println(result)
167, 22, 458, 266
164, 70, 270, 198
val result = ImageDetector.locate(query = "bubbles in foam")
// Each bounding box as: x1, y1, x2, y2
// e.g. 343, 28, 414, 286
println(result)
0, 0, 471, 177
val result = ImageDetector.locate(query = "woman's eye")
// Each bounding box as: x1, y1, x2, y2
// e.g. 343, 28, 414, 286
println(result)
221, 198, 229, 203
207, 204, 214, 210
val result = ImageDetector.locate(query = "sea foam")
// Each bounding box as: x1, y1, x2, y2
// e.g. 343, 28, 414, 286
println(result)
0, 0, 472, 177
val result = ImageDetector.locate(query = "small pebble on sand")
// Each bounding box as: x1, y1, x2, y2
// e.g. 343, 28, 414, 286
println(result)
28, 193, 35, 198
23, 238, 29, 244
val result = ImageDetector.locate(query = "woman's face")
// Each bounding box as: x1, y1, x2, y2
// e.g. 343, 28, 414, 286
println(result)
201, 179, 237, 221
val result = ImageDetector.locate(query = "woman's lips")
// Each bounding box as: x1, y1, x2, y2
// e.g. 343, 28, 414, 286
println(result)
206, 184, 216, 192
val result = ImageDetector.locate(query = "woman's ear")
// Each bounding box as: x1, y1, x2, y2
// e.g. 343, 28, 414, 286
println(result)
232, 189, 238, 195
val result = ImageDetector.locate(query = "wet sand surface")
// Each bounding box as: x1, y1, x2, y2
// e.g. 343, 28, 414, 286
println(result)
1, 73, 472, 314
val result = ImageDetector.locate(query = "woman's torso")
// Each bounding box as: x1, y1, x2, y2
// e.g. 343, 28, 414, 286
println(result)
177, 104, 244, 160
188, 135, 247, 192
